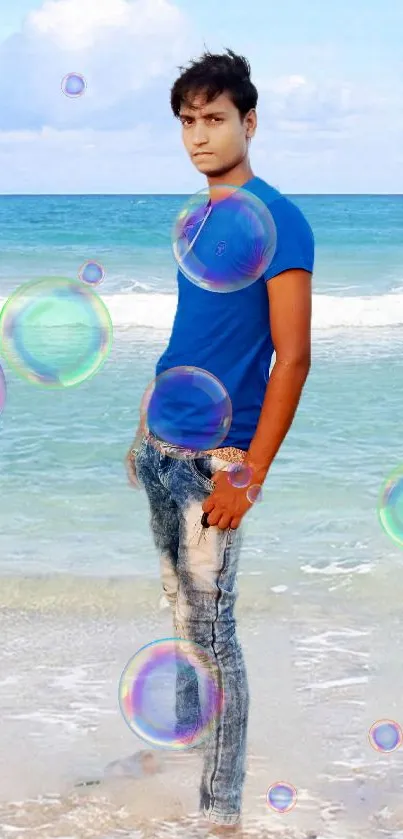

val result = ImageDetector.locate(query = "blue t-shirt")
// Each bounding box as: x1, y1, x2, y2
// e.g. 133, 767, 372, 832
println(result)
154, 176, 315, 452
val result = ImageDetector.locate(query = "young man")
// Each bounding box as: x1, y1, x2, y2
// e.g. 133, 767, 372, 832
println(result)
125, 49, 314, 834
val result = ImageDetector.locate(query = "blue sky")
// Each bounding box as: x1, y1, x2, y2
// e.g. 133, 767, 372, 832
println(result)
0, 0, 401, 193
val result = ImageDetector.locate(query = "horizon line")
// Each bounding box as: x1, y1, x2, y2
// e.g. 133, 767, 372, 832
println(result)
0, 191, 402, 197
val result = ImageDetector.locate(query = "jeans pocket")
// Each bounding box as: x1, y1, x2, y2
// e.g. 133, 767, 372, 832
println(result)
188, 456, 215, 492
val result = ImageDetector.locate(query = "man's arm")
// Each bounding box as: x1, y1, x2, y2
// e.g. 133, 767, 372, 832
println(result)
245, 268, 312, 481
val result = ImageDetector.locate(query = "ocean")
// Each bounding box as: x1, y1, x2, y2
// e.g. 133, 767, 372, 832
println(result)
0, 192, 403, 839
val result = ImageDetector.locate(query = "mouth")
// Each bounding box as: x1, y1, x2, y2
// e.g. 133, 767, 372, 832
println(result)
193, 152, 213, 158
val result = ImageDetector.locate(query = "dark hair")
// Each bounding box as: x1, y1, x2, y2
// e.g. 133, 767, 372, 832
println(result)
170, 48, 258, 121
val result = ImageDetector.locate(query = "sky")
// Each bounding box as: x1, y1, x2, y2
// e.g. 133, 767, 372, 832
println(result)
0, 0, 401, 194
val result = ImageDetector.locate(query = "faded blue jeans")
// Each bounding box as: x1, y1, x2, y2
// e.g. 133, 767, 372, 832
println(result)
135, 434, 249, 826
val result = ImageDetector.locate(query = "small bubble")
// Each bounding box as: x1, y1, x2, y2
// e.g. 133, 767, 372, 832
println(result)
247, 484, 263, 504
61, 73, 86, 98
227, 464, 253, 489
369, 719, 402, 752
79, 261, 105, 286
266, 781, 297, 813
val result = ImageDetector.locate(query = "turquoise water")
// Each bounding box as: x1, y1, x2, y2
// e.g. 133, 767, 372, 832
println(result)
0, 193, 402, 586
1, 194, 402, 295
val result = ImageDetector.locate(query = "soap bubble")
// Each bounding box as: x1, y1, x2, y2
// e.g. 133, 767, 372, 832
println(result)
369, 719, 402, 753
246, 484, 263, 504
172, 184, 277, 293
378, 467, 403, 548
119, 638, 224, 750
79, 261, 105, 286
0, 364, 6, 414
266, 782, 297, 813
61, 73, 86, 97
140, 366, 232, 458
0, 277, 112, 388
227, 464, 253, 489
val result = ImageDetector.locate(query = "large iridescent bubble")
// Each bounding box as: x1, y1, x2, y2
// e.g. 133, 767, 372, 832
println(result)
378, 466, 403, 549
0, 363, 6, 414
172, 184, 277, 293
140, 366, 232, 457
0, 277, 113, 388
119, 638, 224, 750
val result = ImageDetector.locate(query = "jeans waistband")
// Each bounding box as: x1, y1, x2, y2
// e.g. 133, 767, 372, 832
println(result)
145, 432, 246, 464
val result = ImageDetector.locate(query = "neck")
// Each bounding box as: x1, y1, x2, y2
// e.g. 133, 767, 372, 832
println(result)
207, 158, 254, 190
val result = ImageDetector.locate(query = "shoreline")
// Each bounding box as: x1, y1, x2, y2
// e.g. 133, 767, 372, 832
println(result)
0, 606, 402, 838
0, 557, 402, 617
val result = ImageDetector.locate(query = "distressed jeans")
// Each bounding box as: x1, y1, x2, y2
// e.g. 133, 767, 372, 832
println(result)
135, 434, 249, 826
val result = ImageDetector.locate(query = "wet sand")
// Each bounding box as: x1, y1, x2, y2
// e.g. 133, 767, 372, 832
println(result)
1, 572, 403, 838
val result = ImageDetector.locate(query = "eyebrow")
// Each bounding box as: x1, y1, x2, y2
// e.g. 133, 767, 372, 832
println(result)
179, 110, 227, 119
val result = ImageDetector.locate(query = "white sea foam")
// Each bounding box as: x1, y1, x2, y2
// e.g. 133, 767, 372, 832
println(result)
1, 290, 403, 329
106, 291, 403, 329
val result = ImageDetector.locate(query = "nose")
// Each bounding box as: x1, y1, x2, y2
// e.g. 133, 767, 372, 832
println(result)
192, 121, 208, 145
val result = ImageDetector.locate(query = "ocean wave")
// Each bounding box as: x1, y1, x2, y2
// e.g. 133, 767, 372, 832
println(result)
1, 291, 403, 330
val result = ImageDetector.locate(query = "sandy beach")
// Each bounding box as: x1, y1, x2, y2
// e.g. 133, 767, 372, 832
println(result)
1, 566, 403, 839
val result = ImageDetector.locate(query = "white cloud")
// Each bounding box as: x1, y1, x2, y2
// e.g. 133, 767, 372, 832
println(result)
0, 0, 400, 192
0, 0, 195, 131
0, 2, 366, 136
0, 125, 168, 155
26, 0, 132, 50
256, 73, 358, 132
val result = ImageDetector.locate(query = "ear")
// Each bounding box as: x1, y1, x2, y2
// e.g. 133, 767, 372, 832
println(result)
246, 108, 257, 138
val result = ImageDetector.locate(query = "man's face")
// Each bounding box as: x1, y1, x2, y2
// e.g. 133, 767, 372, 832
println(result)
178, 90, 256, 178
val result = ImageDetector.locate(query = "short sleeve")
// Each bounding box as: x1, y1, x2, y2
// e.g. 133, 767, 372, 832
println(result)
263, 197, 315, 282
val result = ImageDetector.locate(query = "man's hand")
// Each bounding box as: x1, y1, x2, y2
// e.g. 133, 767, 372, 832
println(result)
125, 447, 141, 488
201, 464, 265, 530
125, 421, 145, 489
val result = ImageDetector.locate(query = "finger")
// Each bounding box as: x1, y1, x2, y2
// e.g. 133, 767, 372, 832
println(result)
125, 459, 139, 488
230, 517, 241, 530
207, 508, 221, 527
128, 472, 139, 488
202, 497, 215, 514
217, 513, 231, 530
